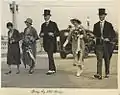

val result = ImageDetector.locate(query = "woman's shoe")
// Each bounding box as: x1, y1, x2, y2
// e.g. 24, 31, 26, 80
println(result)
76, 72, 80, 77
94, 74, 102, 80
5, 71, 12, 75
76, 70, 83, 77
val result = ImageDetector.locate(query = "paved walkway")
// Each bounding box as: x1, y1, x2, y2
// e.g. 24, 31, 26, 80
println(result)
1, 52, 118, 88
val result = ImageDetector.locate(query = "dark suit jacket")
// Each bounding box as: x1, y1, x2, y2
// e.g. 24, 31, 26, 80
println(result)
39, 20, 60, 52
93, 21, 116, 45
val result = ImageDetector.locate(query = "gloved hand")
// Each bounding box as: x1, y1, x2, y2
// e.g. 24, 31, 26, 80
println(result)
104, 38, 110, 42
48, 32, 54, 37
40, 33, 44, 37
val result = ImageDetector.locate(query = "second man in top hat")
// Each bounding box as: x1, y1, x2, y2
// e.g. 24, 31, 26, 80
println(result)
93, 8, 116, 79
39, 9, 60, 75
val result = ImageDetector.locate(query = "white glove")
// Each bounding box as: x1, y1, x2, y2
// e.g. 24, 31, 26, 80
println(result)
48, 32, 54, 37
40, 33, 44, 37
104, 38, 110, 42
57, 37, 60, 41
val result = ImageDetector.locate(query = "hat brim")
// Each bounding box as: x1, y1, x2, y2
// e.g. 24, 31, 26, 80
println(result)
70, 19, 81, 24
98, 13, 107, 15
43, 14, 51, 16
24, 21, 32, 25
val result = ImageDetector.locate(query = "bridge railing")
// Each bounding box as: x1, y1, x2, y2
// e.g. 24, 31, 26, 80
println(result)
1, 39, 44, 57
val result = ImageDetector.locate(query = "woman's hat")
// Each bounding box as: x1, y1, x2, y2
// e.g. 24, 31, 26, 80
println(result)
70, 18, 81, 24
24, 18, 33, 25
98, 8, 107, 15
6, 22, 13, 28
43, 9, 51, 16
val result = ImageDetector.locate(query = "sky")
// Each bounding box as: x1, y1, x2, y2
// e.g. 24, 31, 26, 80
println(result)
1, 0, 119, 36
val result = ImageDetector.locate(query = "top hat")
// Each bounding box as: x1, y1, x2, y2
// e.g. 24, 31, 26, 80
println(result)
24, 18, 33, 25
98, 8, 107, 15
70, 18, 81, 24
43, 9, 51, 16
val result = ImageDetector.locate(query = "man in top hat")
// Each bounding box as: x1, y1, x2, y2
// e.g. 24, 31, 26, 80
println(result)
39, 9, 60, 75
93, 8, 116, 79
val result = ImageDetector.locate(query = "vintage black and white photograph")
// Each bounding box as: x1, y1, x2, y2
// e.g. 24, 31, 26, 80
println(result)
1, 0, 119, 89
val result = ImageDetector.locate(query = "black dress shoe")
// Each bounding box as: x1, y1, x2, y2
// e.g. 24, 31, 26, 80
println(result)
105, 75, 109, 78
73, 64, 77, 66
94, 74, 102, 80
5, 71, 12, 75
98, 76, 102, 80
46, 72, 53, 75
16, 71, 20, 74
46, 70, 55, 75
29, 70, 34, 74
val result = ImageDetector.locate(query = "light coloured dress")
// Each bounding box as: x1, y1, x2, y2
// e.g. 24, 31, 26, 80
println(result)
67, 25, 86, 66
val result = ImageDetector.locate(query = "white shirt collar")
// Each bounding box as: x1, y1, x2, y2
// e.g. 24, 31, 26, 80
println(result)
45, 19, 50, 23
100, 20, 105, 23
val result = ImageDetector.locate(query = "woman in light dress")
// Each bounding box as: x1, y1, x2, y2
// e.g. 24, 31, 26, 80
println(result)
63, 18, 86, 77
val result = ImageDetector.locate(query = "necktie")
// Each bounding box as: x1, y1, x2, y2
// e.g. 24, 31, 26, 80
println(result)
46, 22, 49, 26
100, 22, 103, 39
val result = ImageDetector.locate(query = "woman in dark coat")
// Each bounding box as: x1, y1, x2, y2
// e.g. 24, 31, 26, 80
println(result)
5, 22, 21, 74
22, 18, 39, 74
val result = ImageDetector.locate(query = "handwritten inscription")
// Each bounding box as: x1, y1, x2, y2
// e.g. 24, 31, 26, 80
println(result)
30, 89, 63, 95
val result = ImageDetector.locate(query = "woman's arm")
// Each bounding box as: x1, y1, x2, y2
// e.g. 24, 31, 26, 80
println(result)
79, 25, 86, 38
63, 29, 73, 47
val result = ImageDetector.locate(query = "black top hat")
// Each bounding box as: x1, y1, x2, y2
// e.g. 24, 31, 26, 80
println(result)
43, 9, 51, 16
98, 8, 107, 15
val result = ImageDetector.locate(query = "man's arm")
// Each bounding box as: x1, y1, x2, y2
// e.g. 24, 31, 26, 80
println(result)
54, 22, 60, 37
39, 24, 44, 37
93, 24, 97, 43
110, 23, 116, 40
32, 27, 39, 40
104, 23, 116, 42
54, 22, 60, 41
93, 24, 96, 36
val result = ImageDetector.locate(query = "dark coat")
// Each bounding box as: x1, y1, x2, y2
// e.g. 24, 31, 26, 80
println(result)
7, 29, 21, 65
39, 21, 60, 53
93, 21, 116, 45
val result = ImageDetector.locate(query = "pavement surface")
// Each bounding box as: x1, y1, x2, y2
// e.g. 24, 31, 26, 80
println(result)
1, 51, 118, 89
